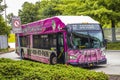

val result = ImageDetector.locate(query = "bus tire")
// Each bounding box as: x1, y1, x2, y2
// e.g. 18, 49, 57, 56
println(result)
50, 54, 57, 65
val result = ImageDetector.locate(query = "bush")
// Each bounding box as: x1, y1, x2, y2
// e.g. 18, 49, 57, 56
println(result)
0, 58, 109, 80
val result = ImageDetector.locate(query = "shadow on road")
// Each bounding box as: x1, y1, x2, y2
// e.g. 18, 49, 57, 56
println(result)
86, 65, 107, 70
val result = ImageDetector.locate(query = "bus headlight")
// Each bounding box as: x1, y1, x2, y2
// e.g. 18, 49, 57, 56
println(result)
101, 48, 106, 56
70, 55, 77, 60
102, 50, 106, 56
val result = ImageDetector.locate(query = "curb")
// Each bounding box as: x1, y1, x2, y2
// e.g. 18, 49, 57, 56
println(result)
0, 49, 15, 55
108, 74, 120, 80
106, 50, 120, 52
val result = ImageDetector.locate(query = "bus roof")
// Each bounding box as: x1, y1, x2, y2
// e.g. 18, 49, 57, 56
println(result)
21, 16, 100, 34
22, 15, 99, 26
55, 16, 99, 25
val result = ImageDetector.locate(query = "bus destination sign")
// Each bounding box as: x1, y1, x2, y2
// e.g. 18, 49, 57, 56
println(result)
69, 24, 101, 31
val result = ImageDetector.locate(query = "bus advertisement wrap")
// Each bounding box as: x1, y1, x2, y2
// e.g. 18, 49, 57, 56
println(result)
16, 16, 107, 67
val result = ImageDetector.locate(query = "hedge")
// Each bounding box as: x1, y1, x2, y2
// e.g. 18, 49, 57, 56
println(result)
0, 58, 108, 80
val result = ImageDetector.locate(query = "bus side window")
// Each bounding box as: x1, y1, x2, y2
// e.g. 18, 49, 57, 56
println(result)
20, 36, 28, 47
58, 34, 63, 46
49, 34, 57, 50
40, 35, 49, 49
57, 33, 64, 53
33, 35, 40, 48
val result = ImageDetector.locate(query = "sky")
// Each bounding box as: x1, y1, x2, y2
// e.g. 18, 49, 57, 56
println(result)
2, 0, 39, 17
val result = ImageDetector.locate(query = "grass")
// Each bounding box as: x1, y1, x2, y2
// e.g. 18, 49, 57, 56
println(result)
0, 48, 15, 54
0, 48, 8, 53
8, 34, 15, 43
107, 42, 120, 50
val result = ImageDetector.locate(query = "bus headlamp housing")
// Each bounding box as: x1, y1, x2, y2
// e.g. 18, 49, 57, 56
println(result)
70, 55, 77, 60
102, 50, 106, 56
101, 48, 106, 56
70, 54, 79, 60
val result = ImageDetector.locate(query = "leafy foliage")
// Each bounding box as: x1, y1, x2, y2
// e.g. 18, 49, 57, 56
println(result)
0, 58, 108, 80
0, 15, 11, 35
0, 0, 10, 35
18, 0, 120, 28
0, 0, 6, 14
6, 13, 14, 25
18, 2, 39, 24
37, 0, 61, 20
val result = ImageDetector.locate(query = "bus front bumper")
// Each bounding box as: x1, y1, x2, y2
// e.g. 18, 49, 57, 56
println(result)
68, 58, 107, 67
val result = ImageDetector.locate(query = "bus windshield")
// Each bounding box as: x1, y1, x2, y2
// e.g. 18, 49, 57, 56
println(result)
67, 24, 104, 49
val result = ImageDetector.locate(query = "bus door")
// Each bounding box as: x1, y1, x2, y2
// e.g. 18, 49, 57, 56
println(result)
57, 33, 65, 63
26, 35, 31, 57
20, 35, 30, 58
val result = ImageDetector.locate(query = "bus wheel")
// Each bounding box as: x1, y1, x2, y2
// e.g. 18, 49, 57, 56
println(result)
50, 54, 57, 65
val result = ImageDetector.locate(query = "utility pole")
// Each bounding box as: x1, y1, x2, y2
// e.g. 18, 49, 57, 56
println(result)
4, 0, 6, 21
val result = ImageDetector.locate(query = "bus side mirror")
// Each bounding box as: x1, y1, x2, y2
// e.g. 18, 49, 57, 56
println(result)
104, 39, 108, 43
104, 39, 108, 48
66, 26, 72, 34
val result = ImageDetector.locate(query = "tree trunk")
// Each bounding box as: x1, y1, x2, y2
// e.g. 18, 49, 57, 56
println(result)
111, 20, 116, 42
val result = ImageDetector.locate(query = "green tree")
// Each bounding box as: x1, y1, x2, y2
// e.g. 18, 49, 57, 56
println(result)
37, 0, 61, 19
54, 0, 84, 15
0, 0, 10, 35
77, 0, 120, 41
0, 15, 10, 35
18, 0, 62, 23
104, 0, 120, 41
0, 0, 6, 14
19, 2, 39, 24
7, 13, 14, 25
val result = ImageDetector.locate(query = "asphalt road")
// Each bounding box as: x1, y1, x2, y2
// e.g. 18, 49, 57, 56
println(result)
0, 50, 120, 75
0, 51, 20, 60
91, 50, 120, 75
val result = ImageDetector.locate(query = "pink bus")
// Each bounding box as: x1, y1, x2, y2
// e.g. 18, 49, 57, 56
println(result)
16, 16, 107, 67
